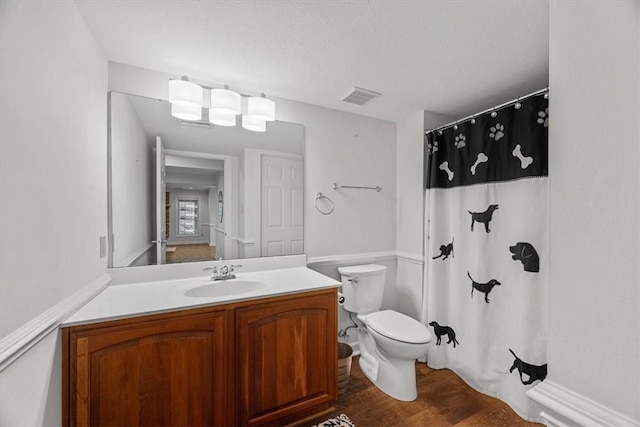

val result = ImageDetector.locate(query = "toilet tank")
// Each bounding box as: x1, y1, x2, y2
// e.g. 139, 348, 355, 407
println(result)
338, 264, 386, 314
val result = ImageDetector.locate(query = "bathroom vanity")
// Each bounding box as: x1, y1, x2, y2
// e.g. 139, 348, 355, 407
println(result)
61, 266, 339, 427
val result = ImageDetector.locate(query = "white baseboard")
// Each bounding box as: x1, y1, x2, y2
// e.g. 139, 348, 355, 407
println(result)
527, 380, 640, 427
0, 273, 111, 372
307, 251, 397, 268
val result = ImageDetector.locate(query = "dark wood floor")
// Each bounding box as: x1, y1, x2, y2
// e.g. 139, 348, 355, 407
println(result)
304, 356, 542, 427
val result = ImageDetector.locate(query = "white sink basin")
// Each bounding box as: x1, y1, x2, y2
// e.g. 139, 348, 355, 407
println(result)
184, 280, 266, 298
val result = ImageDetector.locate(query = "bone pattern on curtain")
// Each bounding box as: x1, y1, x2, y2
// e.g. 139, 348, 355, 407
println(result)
421, 93, 549, 421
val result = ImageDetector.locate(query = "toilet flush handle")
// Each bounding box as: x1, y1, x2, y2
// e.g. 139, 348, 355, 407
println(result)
348, 276, 359, 284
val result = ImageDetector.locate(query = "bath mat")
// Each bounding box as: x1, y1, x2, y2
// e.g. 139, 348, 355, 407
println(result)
311, 413, 355, 427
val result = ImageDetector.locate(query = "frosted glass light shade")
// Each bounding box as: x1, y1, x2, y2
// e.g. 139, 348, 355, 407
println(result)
169, 79, 203, 107
242, 115, 266, 132
171, 103, 202, 121
210, 88, 241, 115
209, 109, 236, 126
247, 96, 275, 121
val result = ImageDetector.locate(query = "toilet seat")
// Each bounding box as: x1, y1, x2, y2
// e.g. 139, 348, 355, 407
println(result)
365, 310, 432, 344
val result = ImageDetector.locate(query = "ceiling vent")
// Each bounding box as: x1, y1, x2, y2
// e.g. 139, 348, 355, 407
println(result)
179, 119, 212, 128
342, 87, 381, 106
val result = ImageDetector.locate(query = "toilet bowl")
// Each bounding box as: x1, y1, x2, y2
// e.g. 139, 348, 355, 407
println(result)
338, 264, 432, 401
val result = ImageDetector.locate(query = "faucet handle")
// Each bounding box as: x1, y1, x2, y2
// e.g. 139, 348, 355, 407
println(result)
204, 266, 218, 276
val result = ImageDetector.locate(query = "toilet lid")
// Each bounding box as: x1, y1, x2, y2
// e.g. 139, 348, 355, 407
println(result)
338, 264, 386, 277
366, 310, 432, 344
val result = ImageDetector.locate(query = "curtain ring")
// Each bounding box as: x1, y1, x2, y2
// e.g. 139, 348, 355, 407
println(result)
315, 192, 334, 215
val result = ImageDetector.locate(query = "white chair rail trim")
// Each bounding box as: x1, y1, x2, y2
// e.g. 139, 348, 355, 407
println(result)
396, 251, 424, 265
306, 251, 397, 268
527, 380, 640, 427
0, 273, 111, 372
120, 243, 154, 267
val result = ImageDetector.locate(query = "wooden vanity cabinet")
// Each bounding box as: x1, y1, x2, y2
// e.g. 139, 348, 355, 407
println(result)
62, 308, 231, 427
236, 291, 337, 426
62, 288, 337, 427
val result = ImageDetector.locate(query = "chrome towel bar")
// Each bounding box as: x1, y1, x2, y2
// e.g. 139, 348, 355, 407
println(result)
332, 182, 382, 192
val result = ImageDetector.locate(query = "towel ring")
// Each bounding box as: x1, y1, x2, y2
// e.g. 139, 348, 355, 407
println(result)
315, 192, 334, 215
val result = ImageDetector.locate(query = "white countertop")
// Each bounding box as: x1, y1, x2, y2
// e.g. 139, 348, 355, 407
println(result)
63, 267, 340, 327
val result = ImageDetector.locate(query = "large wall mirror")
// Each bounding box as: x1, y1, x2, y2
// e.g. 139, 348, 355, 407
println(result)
109, 92, 304, 267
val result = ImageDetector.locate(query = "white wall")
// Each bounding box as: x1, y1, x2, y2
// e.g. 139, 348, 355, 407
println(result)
276, 99, 397, 258
0, 329, 62, 426
546, 0, 640, 421
0, 1, 107, 339
395, 110, 453, 319
107, 62, 398, 260
110, 93, 153, 266
0, 1, 107, 425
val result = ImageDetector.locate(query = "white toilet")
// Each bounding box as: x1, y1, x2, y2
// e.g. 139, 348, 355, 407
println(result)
338, 264, 432, 401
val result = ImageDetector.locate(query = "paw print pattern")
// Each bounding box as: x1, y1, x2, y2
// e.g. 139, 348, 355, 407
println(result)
427, 140, 439, 154
537, 108, 549, 127
489, 123, 505, 141
454, 133, 466, 149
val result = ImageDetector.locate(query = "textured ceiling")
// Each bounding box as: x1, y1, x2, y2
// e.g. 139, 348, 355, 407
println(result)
76, 0, 549, 122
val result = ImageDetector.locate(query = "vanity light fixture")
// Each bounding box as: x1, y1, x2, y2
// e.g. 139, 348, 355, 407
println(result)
209, 109, 236, 127
247, 94, 275, 122
168, 79, 276, 129
242, 115, 266, 132
171, 103, 202, 121
210, 86, 242, 115
168, 78, 203, 108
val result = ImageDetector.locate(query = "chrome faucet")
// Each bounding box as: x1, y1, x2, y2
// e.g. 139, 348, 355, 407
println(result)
204, 264, 242, 281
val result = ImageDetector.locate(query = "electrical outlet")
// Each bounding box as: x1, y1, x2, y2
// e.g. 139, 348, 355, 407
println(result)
100, 235, 107, 258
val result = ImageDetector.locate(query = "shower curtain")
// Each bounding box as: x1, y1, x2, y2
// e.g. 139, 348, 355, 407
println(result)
421, 92, 548, 421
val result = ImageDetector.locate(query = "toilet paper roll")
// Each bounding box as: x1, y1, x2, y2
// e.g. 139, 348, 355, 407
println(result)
338, 292, 345, 306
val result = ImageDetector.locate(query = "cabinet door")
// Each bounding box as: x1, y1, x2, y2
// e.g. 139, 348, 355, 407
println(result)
68, 310, 228, 427
236, 291, 337, 426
